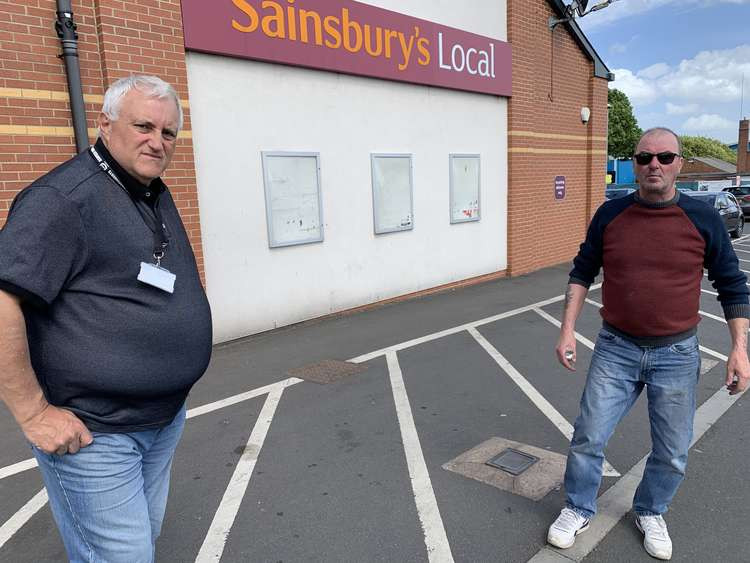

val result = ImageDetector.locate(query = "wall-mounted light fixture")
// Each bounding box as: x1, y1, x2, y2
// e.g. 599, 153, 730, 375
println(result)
581, 107, 591, 124
549, 0, 621, 29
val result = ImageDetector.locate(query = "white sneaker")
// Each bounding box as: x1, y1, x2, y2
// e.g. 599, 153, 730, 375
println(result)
635, 514, 672, 560
547, 507, 590, 549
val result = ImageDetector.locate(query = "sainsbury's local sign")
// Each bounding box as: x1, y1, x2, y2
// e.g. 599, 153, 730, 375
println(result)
180, 0, 512, 97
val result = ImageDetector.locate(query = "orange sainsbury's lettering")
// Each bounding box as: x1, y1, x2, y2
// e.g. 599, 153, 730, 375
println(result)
231, 0, 259, 32
341, 9, 362, 53
363, 24, 383, 57
228, 1, 444, 75
417, 37, 430, 65
299, 9, 323, 45
323, 15, 341, 48
287, 0, 297, 40
261, 1, 285, 38
384, 29, 398, 59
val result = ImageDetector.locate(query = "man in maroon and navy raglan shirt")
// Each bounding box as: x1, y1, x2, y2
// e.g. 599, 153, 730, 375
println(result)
545, 127, 750, 561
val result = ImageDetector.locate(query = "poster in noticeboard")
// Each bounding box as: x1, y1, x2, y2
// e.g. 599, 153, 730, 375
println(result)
450, 154, 481, 223
371, 154, 414, 234
262, 152, 324, 248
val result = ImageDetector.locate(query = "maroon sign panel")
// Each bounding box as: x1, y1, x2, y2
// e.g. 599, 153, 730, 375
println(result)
181, 0, 512, 97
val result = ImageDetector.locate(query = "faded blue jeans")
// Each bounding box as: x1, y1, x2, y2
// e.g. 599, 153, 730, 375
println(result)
31, 405, 186, 563
564, 329, 700, 518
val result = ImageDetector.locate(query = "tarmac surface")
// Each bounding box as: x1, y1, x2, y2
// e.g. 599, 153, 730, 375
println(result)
1, 236, 750, 562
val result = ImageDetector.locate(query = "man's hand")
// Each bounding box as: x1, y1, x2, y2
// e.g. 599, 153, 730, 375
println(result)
20, 405, 93, 455
556, 283, 588, 372
726, 347, 750, 396
556, 331, 577, 371
725, 318, 750, 396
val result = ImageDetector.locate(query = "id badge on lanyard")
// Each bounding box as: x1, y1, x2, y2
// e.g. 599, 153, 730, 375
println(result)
90, 146, 176, 293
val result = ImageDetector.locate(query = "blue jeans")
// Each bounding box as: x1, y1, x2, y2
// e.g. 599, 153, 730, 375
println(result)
564, 329, 700, 518
31, 405, 186, 563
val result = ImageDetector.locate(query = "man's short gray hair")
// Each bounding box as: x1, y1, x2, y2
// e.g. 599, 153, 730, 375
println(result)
101, 75, 183, 132
639, 127, 682, 155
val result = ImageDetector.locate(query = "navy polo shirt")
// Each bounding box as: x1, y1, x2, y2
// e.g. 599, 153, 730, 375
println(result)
0, 142, 212, 432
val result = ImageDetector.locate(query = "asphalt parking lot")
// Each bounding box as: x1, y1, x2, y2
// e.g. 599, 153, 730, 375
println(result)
1, 236, 749, 562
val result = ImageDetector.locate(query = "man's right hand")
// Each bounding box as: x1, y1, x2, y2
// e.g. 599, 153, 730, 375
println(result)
556, 330, 577, 371
20, 405, 93, 455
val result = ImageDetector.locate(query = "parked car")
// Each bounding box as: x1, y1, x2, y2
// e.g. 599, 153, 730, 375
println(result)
686, 191, 744, 238
605, 186, 635, 200
723, 185, 750, 216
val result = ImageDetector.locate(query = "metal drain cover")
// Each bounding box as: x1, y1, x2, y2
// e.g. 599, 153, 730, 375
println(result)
443, 438, 565, 500
286, 359, 366, 384
486, 448, 539, 475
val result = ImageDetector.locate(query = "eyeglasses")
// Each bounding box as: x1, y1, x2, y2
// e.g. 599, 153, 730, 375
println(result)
633, 152, 681, 166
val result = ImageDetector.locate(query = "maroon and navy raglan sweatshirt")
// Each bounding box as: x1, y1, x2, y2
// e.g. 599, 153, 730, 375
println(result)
569, 191, 750, 346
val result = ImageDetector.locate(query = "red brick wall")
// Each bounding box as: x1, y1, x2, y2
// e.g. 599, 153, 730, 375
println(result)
0, 1, 205, 280
738, 119, 749, 174
681, 160, 729, 174
507, 0, 609, 276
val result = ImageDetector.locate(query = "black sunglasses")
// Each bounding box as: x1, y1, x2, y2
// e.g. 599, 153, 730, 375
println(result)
633, 152, 681, 165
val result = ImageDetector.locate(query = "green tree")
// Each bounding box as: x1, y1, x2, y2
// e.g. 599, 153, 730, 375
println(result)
608, 89, 641, 158
680, 135, 736, 164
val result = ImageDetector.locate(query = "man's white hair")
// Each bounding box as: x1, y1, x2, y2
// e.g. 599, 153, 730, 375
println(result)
101, 75, 183, 132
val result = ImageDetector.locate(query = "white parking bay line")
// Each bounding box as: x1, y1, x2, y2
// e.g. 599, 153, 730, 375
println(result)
468, 327, 575, 438
0, 379, 306, 483
0, 458, 37, 481
533, 308, 595, 351
0, 380, 302, 553
186, 378, 303, 419
518, 312, 618, 477
0, 489, 47, 550
350, 284, 603, 364
528, 381, 745, 563
386, 351, 454, 563
195, 383, 286, 563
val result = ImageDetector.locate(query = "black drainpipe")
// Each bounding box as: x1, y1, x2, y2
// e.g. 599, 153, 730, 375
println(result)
55, 0, 88, 154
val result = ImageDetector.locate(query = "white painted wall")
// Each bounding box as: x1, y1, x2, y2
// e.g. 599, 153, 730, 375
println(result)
186, 1, 508, 342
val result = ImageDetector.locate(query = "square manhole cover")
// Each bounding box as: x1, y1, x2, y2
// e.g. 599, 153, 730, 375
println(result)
486, 448, 539, 475
287, 359, 367, 384
442, 437, 566, 501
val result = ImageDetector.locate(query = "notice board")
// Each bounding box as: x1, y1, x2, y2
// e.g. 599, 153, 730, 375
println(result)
450, 154, 481, 223
262, 152, 324, 247
371, 154, 414, 234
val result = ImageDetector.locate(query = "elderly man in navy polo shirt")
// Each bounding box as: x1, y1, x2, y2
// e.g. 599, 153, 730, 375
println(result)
0, 75, 212, 562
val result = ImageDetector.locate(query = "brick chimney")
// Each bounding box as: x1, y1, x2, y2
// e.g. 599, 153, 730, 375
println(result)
739, 119, 750, 174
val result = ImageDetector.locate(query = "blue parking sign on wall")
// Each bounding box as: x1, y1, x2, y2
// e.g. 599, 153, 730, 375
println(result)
554, 176, 566, 200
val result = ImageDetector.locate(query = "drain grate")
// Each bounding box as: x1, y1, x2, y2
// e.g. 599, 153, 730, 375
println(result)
486, 448, 539, 476
286, 359, 367, 384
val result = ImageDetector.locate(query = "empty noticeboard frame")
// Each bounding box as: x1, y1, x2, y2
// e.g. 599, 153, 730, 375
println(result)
261, 152, 324, 248
450, 154, 481, 223
371, 153, 414, 235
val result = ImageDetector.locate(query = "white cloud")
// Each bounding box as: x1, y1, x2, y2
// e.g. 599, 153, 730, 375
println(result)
666, 102, 700, 114
610, 45, 750, 104
609, 68, 659, 103
638, 63, 670, 80
682, 113, 735, 132
661, 46, 750, 102
608, 34, 639, 55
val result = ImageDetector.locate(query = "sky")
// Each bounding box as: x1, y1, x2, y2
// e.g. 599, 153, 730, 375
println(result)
575, 0, 750, 145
